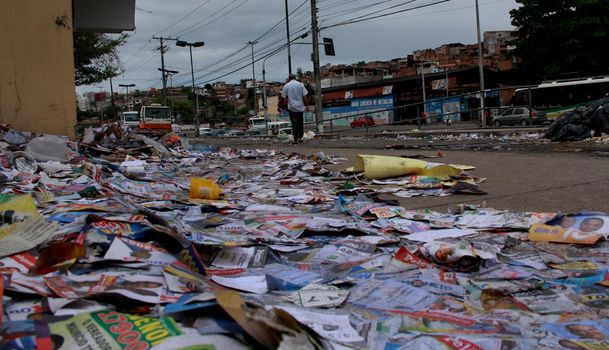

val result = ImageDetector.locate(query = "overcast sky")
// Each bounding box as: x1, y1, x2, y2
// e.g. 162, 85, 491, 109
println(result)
84, 0, 519, 94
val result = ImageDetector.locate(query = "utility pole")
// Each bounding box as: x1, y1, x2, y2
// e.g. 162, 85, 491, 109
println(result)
109, 76, 116, 121
310, 0, 323, 134
152, 36, 177, 105
284, 0, 292, 75
475, 0, 486, 127
247, 41, 258, 115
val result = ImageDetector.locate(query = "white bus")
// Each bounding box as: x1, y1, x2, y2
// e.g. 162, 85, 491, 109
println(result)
248, 116, 266, 130
512, 76, 609, 119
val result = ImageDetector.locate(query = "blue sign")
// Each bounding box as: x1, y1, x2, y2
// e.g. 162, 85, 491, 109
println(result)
324, 96, 394, 127
425, 96, 463, 122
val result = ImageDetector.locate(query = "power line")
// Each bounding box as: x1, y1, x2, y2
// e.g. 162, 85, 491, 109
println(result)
122, 39, 154, 66
320, 0, 417, 24
363, 0, 506, 23
320, 0, 404, 20
178, 0, 251, 38
191, 28, 312, 86
321, 0, 450, 30
175, 0, 308, 79
251, 0, 309, 43
190, 28, 310, 84
154, 0, 213, 36
127, 52, 160, 72
172, 0, 246, 37
319, 0, 366, 11
173, 22, 309, 86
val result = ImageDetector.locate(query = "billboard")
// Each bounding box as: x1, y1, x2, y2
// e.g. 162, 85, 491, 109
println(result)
425, 97, 463, 122
323, 96, 394, 127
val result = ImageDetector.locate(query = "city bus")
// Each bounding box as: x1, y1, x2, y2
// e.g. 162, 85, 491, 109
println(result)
139, 104, 172, 132
512, 76, 609, 119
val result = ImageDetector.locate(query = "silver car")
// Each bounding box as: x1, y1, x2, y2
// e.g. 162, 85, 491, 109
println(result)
491, 107, 547, 127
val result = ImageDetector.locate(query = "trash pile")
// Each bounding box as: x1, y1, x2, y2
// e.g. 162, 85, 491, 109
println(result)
390, 131, 546, 143
546, 97, 609, 142
2, 125, 609, 349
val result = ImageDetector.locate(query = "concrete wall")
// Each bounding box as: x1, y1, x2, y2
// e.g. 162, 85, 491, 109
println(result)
0, 0, 76, 138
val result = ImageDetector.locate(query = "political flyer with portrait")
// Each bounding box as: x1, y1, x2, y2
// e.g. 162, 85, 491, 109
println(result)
529, 214, 609, 245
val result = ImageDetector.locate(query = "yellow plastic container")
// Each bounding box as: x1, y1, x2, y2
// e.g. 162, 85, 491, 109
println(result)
189, 178, 224, 200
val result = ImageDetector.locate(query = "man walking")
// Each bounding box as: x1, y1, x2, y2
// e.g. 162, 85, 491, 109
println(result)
281, 74, 308, 144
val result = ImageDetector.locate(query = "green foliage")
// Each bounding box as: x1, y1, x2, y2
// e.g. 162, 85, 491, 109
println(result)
510, 0, 609, 79
102, 106, 117, 121
76, 109, 98, 122
74, 33, 127, 86
171, 100, 194, 123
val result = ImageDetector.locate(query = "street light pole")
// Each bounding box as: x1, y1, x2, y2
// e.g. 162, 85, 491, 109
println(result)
176, 40, 204, 135
119, 83, 136, 111
284, 0, 292, 75
247, 41, 258, 115
445, 68, 449, 97
421, 64, 426, 124
475, 0, 486, 127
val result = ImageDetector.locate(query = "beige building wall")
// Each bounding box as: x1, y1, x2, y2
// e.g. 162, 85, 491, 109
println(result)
0, 0, 76, 138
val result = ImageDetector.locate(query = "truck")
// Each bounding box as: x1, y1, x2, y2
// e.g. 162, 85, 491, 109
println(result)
248, 116, 293, 136
139, 104, 172, 133
120, 111, 140, 128
248, 116, 266, 130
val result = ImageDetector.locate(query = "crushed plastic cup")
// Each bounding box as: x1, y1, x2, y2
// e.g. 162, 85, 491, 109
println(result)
189, 178, 224, 200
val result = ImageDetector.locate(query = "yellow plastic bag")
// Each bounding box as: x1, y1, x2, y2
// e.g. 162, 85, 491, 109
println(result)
189, 178, 224, 200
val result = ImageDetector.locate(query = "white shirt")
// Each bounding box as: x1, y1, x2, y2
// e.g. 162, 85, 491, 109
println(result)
281, 79, 308, 112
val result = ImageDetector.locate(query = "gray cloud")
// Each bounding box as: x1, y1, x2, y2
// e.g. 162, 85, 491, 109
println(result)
82, 0, 518, 94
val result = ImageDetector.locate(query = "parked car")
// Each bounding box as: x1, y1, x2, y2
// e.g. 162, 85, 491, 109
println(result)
209, 129, 227, 137
245, 129, 266, 136
491, 107, 547, 127
222, 130, 246, 137
350, 116, 375, 128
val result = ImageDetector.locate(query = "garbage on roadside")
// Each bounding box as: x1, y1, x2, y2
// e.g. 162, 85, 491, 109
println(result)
342, 154, 487, 196
546, 97, 609, 142
393, 131, 546, 143
1, 126, 609, 349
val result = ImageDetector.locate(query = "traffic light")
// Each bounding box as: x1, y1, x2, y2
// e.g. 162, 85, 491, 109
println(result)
323, 37, 335, 56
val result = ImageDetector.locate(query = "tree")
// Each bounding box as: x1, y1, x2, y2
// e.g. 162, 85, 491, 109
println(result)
74, 33, 127, 86
510, 1, 609, 79
172, 100, 194, 123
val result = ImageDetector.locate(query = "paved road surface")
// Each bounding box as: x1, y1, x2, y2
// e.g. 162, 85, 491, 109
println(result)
192, 134, 609, 214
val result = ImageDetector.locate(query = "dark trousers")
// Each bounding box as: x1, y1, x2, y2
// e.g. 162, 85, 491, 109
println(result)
288, 110, 304, 140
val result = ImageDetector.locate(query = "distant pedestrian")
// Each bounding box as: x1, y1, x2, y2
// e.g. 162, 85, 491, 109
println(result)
281, 74, 308, 144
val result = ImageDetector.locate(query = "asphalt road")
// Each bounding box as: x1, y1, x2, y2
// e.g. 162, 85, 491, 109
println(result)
191, 131, 609, 214
304, 120, 547, 136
